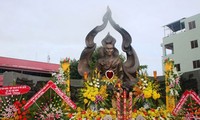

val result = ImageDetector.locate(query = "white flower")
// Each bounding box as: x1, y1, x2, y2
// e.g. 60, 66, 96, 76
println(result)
96, 82, 100, 85
175, 90, 179, 96
89, 82, 93, 86
170, 89, 174, 96
52, 73, 56, 76
103, 115, 112, 120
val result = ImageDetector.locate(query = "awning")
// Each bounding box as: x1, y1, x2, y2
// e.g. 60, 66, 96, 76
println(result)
164, 18, 185, 32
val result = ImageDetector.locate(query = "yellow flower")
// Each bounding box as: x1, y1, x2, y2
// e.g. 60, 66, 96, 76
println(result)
166, 86, 170, 92
154, 109, 160, 117
94, 87, 98, 91
93, 91, 98, 96
91, 97, 96, 101
152, 91, 160, 100
92, 111, 98, 116
105, 109, 109, 114
88, 93, 92, 98
132, 112, 138, 118
77, 107, 82, 112
76, 113, 82, 119
165, 62, 172, 72
100, 112, 105, 118
83, 93, 87, 97
61, 62, 69, 72
95, 115, 101, 120
143, 90, 152, 98
84, 99, 88, 104
148, 110, 156, 117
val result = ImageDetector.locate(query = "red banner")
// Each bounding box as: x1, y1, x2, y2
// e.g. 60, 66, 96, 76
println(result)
190, 90, 200, 105
0, 85, 30, 96
51, 83, 76, 109
173, 90, 189, 115
23, 81, 52, 110
173, 90, 200, 115
23, 80, 76, 110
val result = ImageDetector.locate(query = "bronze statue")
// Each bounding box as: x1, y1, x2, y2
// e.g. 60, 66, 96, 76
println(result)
78, 7, 140, 89
97, 33, 123, 80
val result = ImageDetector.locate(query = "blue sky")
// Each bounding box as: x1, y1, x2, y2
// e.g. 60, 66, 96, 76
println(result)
0, 0, 200, 76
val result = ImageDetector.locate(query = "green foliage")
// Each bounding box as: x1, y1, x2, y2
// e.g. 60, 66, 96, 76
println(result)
70, 59, 82, 79
139, 65, 148, 70
89, 47, 100, 71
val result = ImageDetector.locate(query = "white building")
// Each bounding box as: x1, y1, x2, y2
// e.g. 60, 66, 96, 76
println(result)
161, 13, 200, 74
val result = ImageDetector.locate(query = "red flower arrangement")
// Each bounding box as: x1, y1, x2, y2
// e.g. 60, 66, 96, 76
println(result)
0, 96, 30, 120
13, 99, 30, 120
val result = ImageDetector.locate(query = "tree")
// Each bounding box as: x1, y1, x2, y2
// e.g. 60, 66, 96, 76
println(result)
70, 59, 82, 79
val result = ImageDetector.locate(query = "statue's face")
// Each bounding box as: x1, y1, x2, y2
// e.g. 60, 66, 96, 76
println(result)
105, 44, 114, 56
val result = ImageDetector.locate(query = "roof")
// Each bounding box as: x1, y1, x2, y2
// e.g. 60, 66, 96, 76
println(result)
0, 56, 59, 73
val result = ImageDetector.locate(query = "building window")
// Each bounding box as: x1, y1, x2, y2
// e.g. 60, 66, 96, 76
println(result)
191, 40, 198, 49
193, 60, 200, 69
188, 21, 196, 30
164, 43, 174, 55
175, 64, 181, 71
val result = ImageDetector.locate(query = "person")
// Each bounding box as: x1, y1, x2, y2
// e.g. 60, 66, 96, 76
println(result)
97, 33, 123, 79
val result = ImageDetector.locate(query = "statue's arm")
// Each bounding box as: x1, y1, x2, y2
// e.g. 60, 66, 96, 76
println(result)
108, 10, 132, 52
108, 9, 139, 84
78, 11, 109, 76
85, 22, 108, 48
